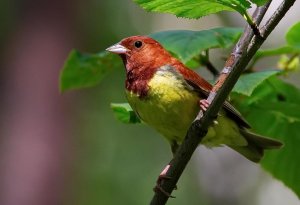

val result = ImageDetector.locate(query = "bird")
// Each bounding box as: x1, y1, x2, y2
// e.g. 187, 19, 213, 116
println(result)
106, 35, 283, 163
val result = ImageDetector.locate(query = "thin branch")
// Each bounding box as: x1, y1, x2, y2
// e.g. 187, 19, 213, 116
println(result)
150, 0, 296, 204
200, 50, 219, 78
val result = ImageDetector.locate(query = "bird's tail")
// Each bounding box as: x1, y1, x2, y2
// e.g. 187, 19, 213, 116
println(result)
229, 129, 283, 163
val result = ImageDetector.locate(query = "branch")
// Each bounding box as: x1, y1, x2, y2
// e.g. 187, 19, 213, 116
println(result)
150, 0, 296, 204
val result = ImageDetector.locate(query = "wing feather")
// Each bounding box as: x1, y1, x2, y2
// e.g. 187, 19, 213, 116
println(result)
171, 62, 250, 128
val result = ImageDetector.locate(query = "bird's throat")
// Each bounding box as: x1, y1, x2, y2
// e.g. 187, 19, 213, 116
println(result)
125, 64, 156, 98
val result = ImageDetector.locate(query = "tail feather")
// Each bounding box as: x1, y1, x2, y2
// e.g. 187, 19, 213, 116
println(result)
240, 129, 283, 149
230, 129, 283, 163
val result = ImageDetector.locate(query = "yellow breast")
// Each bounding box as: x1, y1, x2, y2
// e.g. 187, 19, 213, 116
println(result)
126, 67, 199, 143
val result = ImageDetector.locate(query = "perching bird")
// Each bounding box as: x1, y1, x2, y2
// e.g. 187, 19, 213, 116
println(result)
106, 36, 282, 162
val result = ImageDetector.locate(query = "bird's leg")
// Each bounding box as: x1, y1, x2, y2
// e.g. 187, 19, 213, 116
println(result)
153, 141, 179, 198
199, 99, 219, 125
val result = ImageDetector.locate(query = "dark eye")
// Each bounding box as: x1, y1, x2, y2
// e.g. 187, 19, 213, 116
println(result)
134, 41, 143, 48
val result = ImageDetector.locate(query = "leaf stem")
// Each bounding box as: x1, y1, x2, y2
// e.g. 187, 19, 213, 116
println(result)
242, 10, 263, 39
200, 50, 220, 78
220, 1, 264, 39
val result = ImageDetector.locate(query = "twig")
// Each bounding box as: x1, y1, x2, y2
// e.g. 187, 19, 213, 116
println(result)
200, 50, 219, 78
150, 0, 296, 204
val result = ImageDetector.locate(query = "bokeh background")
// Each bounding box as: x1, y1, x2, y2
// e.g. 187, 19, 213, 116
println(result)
0, 0, 299, 205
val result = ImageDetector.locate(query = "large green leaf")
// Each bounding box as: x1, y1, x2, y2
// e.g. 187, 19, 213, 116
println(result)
133, 0, 252, 19
242, 102, 300, 198
111, 103, 141, 124
133, 0, 232, 19
60, 50, 122, 92
286, 21, 300, 49
232, 70, 279, 96
233, 76, 300, 198
150, 27, 242, 63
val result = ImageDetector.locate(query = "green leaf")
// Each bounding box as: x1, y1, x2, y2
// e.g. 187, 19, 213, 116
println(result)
59, 50, 122, 92
232, 70, 279, 96
254, 101, 300, 123
185, 58, 201, 69
232, 77, 300, 198
217, 0, 251, 15
244, 76, 300, 105
240, 102, 300, 198
133, 0, 233, 19
134, 0, 253, 19
111, 103, 141, 124
150, 27, 242, 63
286, 21, 300, 49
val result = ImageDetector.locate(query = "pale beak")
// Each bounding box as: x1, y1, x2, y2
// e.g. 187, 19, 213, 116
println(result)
106, 43, 129, 54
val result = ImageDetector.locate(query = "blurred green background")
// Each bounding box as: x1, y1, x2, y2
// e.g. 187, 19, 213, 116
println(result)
0, 0, 299, 205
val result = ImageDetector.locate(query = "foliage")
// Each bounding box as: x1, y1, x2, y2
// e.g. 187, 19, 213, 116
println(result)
232, 70, 279, 96
286, 21, 300, 49
60, 50, 121, 92
133, 0, 265, 19
232, 76, 300, 198
133, 0, 233, 19
111, 103, 141, 123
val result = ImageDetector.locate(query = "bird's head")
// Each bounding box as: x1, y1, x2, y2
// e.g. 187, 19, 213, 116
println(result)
106, 36, 174, 71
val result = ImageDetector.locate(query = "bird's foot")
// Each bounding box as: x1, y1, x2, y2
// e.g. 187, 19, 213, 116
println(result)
199, 99, 210, 111
199, 99, 219, 124
153, 165, 176, 198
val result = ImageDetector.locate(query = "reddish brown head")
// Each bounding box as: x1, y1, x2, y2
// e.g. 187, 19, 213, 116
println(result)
106, 36, 176, 96
106, 36, 174, 71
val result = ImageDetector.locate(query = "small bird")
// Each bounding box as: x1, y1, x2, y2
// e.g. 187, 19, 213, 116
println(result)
106, 36, 282, 162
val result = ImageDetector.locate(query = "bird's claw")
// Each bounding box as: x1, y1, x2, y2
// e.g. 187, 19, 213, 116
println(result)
153, 165, 177, 198
199, 99, 210, 111
153, 184, 176, 198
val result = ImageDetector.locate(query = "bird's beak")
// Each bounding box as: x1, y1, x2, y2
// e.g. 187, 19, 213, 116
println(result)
106, 43, 129, 54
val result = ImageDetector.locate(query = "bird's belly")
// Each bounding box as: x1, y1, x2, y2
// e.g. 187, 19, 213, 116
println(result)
125, 72, 246, 147
126, 73, 199, 142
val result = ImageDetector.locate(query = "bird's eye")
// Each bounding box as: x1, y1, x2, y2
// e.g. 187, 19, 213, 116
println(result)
134, 41, 143, 48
